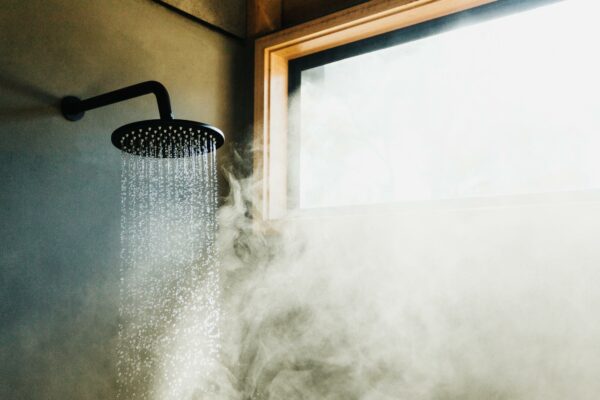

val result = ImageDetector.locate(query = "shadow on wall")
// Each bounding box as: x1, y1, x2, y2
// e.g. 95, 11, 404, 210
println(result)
0, 72, 59, 121
0, 68, 122, 398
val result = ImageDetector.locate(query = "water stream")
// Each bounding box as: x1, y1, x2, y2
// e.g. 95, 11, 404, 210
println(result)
117, 141, 220, 399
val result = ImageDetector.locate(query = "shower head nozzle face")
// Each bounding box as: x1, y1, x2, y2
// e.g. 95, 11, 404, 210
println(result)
112, 119, 224, 158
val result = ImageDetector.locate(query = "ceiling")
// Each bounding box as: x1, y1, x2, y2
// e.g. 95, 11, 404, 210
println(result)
160, 0, 246, 38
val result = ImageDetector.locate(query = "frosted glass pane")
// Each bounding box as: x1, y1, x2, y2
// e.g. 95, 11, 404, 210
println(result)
297, 0, 600, 209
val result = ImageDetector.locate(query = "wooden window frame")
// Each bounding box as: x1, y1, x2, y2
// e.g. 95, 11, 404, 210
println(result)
253, 0, 496, 220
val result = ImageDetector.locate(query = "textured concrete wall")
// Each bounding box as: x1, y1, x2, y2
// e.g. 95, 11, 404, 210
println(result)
0, 0, 245, 398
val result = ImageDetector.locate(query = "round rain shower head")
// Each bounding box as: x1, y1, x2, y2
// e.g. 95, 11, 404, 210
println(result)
61, 81, 225, 158
112, 119, 224, 158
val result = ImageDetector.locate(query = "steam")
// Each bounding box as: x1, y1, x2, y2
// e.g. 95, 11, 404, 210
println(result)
208, 2, 600, 397
212, 170, 600, 400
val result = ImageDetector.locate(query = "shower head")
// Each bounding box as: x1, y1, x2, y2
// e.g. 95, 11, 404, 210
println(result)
112, 119, 224, 158
61, 81, 224, 158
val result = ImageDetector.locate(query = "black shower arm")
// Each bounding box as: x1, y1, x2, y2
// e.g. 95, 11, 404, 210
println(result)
61, 81, 174, 121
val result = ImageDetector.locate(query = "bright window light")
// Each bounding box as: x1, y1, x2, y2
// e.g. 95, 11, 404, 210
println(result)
295, 0, 600, 209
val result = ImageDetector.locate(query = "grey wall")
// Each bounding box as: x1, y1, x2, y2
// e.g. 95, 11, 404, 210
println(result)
0, 0, 245, 398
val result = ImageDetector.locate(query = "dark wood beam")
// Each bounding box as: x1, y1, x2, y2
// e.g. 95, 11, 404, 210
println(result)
282, 0, 370, 27
247, 0, 282, 38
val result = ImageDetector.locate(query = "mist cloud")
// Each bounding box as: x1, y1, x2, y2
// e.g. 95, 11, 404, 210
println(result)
214, 171, 600, 400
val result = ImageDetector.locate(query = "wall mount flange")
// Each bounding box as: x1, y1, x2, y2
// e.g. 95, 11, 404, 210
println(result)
61, 96, 85, 121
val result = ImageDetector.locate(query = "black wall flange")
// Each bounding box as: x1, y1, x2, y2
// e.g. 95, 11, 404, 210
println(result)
61, 81, 174, 122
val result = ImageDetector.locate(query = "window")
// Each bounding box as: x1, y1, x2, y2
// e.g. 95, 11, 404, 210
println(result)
254, 0, 600, 218
288, 0, 600, 209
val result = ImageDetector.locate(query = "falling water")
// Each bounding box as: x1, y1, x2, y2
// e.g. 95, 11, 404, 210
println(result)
116, 139, 220, 400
